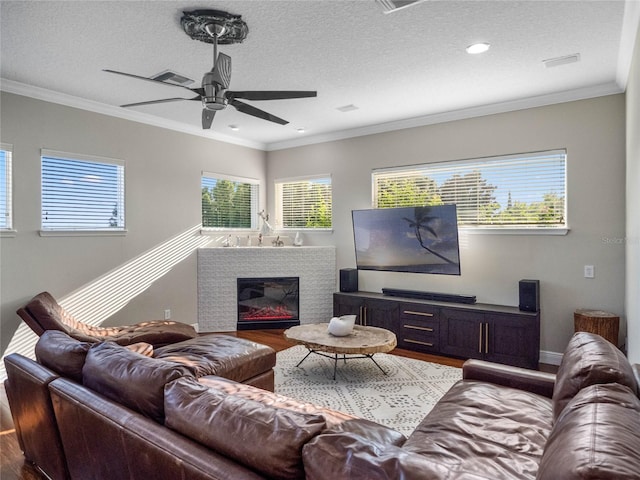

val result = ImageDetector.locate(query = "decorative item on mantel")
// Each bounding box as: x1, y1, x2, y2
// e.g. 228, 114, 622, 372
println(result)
294, 231, 303, 246
258, 210, 273, 235
272, 235, 284, 247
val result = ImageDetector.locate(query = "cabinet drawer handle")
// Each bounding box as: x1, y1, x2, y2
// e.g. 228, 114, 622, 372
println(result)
403, 310, 434, 317
403, 324, 434, 332
479, 324, 483, 353
485, 322, 489, 354
404, 339, 434, 347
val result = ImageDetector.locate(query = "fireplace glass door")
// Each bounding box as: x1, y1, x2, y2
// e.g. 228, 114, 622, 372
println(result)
237, 277, 300, 330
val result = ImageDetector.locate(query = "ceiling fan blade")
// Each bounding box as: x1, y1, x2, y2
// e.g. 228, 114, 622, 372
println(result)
202, 109, 216, 129
212, 53, 232, 89
103, 69, 205, 96
227, 91, 317, 101
230, 99, 288, 125
120, 96, 201, 108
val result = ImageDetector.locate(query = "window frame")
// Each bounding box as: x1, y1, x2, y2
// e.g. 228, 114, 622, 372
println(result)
274, 174, 333, 232
40, 149, 126, 237
200, 171, 260, 232
372, 150, 568, 235
0, 143, 14, 236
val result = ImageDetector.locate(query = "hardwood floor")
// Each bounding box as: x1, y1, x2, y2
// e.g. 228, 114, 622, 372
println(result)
1, 329, 552, 479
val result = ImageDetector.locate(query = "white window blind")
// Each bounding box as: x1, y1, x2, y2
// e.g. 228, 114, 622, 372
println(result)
373, 150, 566, 228
275, 176, 332, 229
201, 173, 259, 229
41, 150, 125, 231
0, 144, 13, 230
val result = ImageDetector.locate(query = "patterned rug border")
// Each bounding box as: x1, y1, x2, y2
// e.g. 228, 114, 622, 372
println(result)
274, 345, 462, 435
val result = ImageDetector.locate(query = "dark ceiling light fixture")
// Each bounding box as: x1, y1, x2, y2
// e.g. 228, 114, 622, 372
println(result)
376, 0, 429, 14
103, 9, 316, 129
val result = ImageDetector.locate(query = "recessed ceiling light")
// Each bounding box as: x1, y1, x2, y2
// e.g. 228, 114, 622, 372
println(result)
228, 125, 239, 131
296, 128, 306, 133
543, 53, 580, 68
466, 43, 490, 55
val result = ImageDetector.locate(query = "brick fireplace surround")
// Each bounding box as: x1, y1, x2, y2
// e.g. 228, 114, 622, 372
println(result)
197, 246, 337, 332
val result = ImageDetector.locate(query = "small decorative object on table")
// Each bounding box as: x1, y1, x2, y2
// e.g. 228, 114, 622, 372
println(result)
328, 315, 357, 336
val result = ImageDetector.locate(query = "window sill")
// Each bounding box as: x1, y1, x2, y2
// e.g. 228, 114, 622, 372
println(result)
0, 229, 17, 238
278, 228, 334, 234
39, 229, 128, 237
460, 227, 569, 236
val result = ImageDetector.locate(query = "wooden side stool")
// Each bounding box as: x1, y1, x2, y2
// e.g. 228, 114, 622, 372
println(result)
574, 309, 620, 346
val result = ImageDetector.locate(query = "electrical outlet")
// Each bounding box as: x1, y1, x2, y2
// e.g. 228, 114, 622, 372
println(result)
584, 265, 595, 278
164, 309, 171, 320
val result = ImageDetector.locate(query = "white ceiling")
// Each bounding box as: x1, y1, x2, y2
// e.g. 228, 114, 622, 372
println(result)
1, 1, 639, 151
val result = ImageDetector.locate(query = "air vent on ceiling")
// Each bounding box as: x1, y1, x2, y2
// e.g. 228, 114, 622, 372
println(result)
336, 104, 359, 113
151, 70, 194, 86
376, 0, 428, 14
543, 53, 581, 69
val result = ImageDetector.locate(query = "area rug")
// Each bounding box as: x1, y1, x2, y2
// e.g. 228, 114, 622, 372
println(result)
274, 345, 462, 435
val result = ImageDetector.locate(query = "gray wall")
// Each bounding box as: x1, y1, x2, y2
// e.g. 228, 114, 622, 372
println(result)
627, 23, 640, 363
0, 92, 266, 355
266, 95, 626, 356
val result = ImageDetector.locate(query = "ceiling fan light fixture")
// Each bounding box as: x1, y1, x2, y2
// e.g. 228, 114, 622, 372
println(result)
466, 42, 491, 54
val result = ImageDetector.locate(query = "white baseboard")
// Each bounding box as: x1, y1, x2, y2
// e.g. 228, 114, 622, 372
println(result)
540, 350, 563, 366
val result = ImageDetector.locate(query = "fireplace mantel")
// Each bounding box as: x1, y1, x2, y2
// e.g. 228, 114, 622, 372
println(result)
198, 246, 336, 332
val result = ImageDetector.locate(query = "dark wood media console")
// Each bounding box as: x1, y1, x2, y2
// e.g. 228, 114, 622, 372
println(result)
333, 291, 540, 369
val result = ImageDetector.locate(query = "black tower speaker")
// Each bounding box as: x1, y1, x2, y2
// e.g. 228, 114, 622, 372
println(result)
519, 279, 540, 312
340, 268, 358, 292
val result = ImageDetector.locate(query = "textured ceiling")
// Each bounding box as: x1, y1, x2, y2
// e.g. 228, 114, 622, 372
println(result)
1, 1, 638, 150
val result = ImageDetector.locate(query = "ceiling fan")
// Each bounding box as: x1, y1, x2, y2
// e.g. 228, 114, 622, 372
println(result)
104, 10, 317, 129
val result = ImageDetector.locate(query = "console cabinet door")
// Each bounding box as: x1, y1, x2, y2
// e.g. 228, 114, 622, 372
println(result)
485, 314, 539, 369
362, 298, 399, 332
439, 309, 485, 360
333, 294, 364, 319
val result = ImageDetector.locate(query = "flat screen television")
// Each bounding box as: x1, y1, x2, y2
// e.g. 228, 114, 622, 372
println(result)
352, 205, 461, 275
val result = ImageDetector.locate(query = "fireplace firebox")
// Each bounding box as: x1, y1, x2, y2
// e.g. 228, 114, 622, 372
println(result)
237, 277, 300, 330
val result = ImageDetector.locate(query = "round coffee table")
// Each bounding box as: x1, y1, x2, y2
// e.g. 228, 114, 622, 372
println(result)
284, 323, 397, 380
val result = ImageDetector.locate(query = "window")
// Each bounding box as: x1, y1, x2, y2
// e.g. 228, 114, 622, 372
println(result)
0, 144, 13, 231
41, 150, 125, 233
275, 176, 332, 229
201, 173, 259, 230
373, 150, 566, 230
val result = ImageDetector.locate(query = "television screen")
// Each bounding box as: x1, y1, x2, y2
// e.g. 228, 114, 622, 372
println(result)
352, 205, 461, 275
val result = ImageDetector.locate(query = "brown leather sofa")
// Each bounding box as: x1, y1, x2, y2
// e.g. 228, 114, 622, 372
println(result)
18, 291, 198, 346
5, 331, 640, 479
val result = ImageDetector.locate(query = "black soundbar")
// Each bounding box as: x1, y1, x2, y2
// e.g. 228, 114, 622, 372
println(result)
382, 288, 476, 304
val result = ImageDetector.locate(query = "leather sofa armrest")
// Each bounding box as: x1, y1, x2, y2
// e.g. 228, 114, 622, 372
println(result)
462, 359, 556, 398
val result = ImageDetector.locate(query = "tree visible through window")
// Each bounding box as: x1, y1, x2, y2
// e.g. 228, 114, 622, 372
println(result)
275, 176, 332, 229
201, 174, 258, 229
373, 150, 566, 228
41, 151, 125, 231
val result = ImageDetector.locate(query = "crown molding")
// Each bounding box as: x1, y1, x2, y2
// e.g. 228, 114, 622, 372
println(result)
0, 79, 266, 151
1, 78, 624, 154
266, 82, 624, 151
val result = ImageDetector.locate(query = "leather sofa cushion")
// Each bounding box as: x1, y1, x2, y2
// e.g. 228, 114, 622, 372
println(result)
552, 332, 638, 420
35, 330, 91, 383
82, 342, 193, 423
302, 432, 494, 480
198, 375, 406, 447
538, 383, 640, 479
404, 379, 553, 480
164, 376, 326, 480
154, 334, 276, 381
